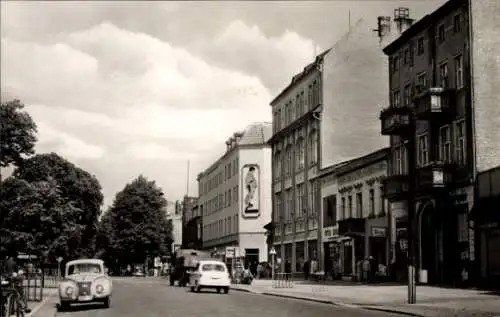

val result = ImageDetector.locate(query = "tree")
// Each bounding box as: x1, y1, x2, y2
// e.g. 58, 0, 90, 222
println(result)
0, 99, 38, 170
11, 153, 104, 257
100, 175, 173, 266
0, 176, 85, 259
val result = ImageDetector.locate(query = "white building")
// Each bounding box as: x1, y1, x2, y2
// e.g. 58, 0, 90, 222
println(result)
198, 122, 272, 266
166, 200, 182, 253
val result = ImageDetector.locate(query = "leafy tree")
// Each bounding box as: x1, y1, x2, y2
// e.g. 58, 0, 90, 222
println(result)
0, 99, 38, 170
100, 175, 173, 266
9, 153, 104, 257
0, 176, 85, 260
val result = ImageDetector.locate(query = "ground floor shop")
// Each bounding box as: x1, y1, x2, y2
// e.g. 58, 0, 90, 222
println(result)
274, 239, 318, 274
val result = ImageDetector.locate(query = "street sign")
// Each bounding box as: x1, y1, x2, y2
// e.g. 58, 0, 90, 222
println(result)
270, 247, 276, 255
56, 257, 63, 263
225, 247, 235, 258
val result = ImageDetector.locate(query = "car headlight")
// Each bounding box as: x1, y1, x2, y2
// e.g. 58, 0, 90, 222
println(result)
65, 286, 73, 296
96, 284, 104, 294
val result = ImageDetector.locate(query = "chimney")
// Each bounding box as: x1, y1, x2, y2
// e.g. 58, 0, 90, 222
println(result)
394, 7, 414, 34
234, 132, 243, 144
376, 16, 392, 43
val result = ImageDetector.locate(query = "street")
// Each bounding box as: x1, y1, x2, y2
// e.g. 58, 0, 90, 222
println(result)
54, 278, 404, 317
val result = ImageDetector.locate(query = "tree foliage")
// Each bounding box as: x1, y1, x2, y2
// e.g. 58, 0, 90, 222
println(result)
0, 99, 38, 168
97, 175, 173, 265
1, 153, 104, 260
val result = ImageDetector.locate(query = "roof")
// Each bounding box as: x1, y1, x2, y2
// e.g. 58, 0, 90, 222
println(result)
197, 122, 272, 179
335, 147, 389, 176
383, 0, 466, 55
66, 259, 104, 266
270, 48, 331, 106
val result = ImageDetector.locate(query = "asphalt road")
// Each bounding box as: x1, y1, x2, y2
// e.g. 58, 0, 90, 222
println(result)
54, 278, 405, 317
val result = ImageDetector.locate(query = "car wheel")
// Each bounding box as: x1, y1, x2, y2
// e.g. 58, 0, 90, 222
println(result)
103, 297, 111, 308
190, 286, 195, 292
196, 286, 201, 293
217, 287, 221, 293
223, 287, 229, 294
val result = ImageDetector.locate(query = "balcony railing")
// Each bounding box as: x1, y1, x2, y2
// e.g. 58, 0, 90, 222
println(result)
380, 106, 411, 136
382, 174, 410, 201
414, 87, 455, 120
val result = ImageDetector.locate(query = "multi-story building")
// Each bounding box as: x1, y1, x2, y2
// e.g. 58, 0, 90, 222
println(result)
182, 202, 203, 249
271, 17, 396, 273
198, 122, 272, 268
166, 200, 183, 253
320, 148, 389, 279
181, 196, 199, 249
269, 51, 326, 273
379, 0, 500, 286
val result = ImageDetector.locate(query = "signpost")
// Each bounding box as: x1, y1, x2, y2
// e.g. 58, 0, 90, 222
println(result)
56, 257, 63, 278
270, 247, 276, 281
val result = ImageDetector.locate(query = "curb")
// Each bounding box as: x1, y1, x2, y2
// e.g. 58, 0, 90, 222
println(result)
231, 287, 425, 317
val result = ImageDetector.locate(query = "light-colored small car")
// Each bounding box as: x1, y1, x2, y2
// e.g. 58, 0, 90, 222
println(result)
189, 260, 230, 294
58, 259, 112, 311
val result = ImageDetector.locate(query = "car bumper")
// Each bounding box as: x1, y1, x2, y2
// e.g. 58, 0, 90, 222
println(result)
60, 294, 109, 303
196, 279, 230, 287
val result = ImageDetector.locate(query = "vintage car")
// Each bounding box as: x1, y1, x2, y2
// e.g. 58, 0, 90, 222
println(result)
58, 259, 112, 311
189, 260, 230, 294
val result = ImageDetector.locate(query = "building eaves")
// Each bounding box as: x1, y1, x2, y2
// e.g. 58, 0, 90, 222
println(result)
383, 0, 466, 55
335, 147, 390, 176
270, 48, 331, 106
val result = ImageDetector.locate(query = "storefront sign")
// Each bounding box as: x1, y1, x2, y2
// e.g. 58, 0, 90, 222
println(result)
322, 226, 339, 240
371, 226, 386, 237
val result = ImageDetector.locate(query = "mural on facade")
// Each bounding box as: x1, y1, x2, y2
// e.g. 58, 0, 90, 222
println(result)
242, 164, 259, 214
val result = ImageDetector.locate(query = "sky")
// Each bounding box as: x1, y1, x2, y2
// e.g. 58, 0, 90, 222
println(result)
1, 0, 445, 208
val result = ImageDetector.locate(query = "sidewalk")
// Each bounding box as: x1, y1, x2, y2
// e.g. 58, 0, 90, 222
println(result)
232, 280, 500, 317
27, 288, 58, 317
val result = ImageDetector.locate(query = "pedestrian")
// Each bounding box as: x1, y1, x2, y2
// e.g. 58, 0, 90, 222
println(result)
303, 260, 310, 280
284, 260, 291, 280
362, 257, 370, 284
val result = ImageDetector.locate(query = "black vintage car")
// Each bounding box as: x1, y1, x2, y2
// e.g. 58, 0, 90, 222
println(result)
169, 249, 212, 287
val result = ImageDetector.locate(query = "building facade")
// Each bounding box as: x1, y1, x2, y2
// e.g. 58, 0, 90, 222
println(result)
379, 0, 476, 286
269, 52, 326, 273
198, 123, 272, 268
182, 202, 203, 250
166, 200, 183, 254
320, 149, 389, 279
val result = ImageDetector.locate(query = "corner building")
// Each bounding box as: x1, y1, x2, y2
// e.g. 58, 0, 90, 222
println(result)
379, 0, 500, 286
198, 123, 272, 269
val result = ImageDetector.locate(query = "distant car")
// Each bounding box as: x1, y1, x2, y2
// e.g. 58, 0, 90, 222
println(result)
133, 270, 145, 277
189, 260, 230, 294
58, 259, 112, 311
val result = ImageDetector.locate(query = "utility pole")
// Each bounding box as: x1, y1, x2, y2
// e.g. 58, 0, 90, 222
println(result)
407, 110, 417, 304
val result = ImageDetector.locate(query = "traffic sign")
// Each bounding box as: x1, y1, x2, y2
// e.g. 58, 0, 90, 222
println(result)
56, 257, 63, 263
270, 247, 276, 255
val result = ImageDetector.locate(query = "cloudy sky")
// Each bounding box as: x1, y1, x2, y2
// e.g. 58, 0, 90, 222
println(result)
1, 0, 445, 208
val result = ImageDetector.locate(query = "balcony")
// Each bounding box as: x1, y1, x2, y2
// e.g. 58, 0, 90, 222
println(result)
382, 174, 410, 201
338, 218, 366, 237
414, 87, 455, 120
380, 106, 411, 136
416, 161, 455, 192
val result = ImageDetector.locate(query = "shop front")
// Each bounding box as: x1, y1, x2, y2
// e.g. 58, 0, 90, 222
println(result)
322, 226, 342, 279
366, 216, 390, 279
338, 218, 365, 280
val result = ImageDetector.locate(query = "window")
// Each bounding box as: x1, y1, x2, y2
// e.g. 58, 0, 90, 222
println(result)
438, 24, 445, 43
323, 195, 337, 227
341, 197, 346, 219
392, 55, 399, 72
224, 191, 228, 208
295, 95, 300, 118
392, 90, 401, 108
228, 190, 232, 206
286, 189, 293, 222
296, 138, 305, 170
300, 91, 305, 113
308, 85, 313, 109
369, 189, 375, 216
439, 125, 452, 163
417, 37, 424, 55
235, 185, 239, 202
308, 130, 318, 165
285, 145, 292, 176
393, 144, 408, 175
274, 151, 281, 180
454, 55, 463, 89
455, 120, 467, 165
404, 85, 411, 106
453, 14, 461, 33
418, 134, 429, 166
439, 63, 449, 88
228, 163, 232, 179
287, 102, 293, 124
296, 184, 304, 218
348, 195, 353, 218
404, 48, 409, 64
379, 185, 385, 215
307, 182, 314, 216
275, 193, 282, 222
356, 192, 363, 218
202, 264, 226, 272
416, 73, 427, 93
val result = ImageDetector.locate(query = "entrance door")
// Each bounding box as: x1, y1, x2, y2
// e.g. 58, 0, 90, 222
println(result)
420, 204, 438, 284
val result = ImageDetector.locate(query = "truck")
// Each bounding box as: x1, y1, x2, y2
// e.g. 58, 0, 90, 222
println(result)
169, 249, 212, 287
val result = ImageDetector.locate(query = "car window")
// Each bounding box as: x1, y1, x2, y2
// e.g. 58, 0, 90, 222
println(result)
201, 264, 225, 272
68, 263, 102, 275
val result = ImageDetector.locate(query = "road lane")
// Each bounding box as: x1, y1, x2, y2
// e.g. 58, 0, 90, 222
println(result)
55, 278, 405, 317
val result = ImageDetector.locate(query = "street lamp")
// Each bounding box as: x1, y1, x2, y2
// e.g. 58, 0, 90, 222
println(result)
406, 110, 417, 304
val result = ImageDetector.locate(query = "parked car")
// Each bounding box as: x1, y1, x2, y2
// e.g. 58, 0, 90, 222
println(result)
58, 259, 112, 311
189, 260, 230, 294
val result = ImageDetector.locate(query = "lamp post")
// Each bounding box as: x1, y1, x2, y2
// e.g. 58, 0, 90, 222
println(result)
406, 109, 417, 304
